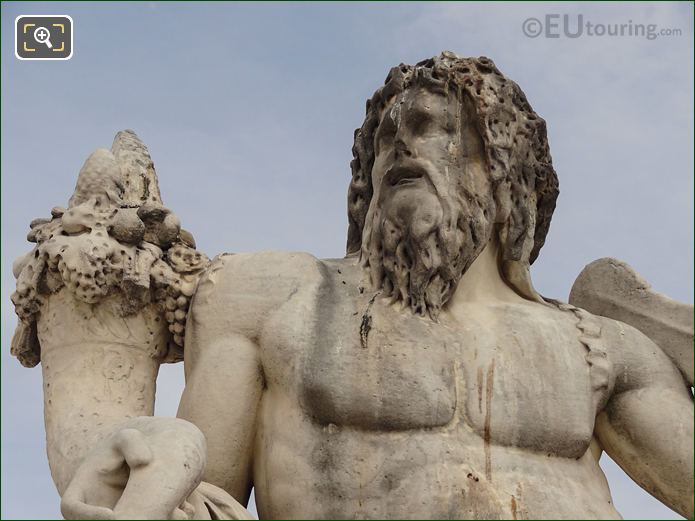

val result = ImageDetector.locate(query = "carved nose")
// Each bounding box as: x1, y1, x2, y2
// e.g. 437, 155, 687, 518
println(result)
394, 139, 413, 159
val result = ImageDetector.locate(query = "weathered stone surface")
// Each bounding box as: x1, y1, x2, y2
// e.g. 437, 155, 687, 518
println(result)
138, 203, 181, 248
111, 129, 163, 206
109, 207, 146, 245
570, 257, 694, 386
10, 130, 209, 367
10, 52, 693, 520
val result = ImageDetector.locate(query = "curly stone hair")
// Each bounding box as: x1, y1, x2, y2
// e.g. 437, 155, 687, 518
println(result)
346, 52, 559, 274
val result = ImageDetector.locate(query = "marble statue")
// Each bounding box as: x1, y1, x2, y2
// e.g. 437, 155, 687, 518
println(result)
10, 52, 694, 520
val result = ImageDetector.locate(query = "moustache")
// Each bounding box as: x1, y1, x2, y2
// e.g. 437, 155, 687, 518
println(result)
382, 159, 431, 190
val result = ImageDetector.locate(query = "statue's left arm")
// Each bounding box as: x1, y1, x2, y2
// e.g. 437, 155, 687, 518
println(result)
595, 321, 693, 519
569, 258, 693, 518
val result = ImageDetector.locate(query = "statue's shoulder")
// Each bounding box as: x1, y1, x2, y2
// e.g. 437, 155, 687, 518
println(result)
202, 250, 326, 288
569, 257, 693, 387
545, 299, 653, 354
189, 251, 328, 332
549, 300, 685, 395
595, 312, 689, 395
592, 313, 676, 368
583, 312, 651, 359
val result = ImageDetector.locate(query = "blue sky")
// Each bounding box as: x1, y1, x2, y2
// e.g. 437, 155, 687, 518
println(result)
1, 2, 693, 519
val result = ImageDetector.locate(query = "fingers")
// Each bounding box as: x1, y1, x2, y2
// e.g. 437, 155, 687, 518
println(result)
113, 464, 195, 520
61, 494, 115, 520
61, 457, 118, 520
70, 421, 205, 519
113, 428, 153, 468
171, 506, 190, 520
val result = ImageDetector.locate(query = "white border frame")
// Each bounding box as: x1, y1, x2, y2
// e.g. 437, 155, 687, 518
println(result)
15, 15, 74, 61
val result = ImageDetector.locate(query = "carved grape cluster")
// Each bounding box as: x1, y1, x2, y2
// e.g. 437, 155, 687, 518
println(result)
11, 132, 211, 367
151, 244, 208, 359
11, 197, 209, 366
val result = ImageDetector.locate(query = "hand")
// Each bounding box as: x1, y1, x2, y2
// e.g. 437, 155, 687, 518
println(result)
61, 417, 207, 520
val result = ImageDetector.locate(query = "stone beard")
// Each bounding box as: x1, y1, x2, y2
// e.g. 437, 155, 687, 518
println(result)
348, 53, 561, 319
361, 156, 494, 319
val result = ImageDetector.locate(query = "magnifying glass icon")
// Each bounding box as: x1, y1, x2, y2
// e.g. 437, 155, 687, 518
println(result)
33, 26, 53, 49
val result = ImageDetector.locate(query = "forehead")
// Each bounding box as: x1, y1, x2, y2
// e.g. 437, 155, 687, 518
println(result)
379, 85, 452, 123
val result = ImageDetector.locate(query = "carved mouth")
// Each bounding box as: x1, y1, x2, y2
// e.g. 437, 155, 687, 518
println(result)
384, 162, 428, 188
392, 175, 422, 187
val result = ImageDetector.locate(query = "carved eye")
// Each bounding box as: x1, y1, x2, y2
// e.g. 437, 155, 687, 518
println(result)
411, 108, 446, 138
411, 110, 432, 134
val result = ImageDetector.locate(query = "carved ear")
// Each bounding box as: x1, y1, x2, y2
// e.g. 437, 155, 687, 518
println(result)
494, 179, 512, 224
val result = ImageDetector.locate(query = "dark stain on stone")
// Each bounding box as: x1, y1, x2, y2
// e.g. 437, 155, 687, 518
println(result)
477, 366, 484, 414
484, 359, 495, 481
359, 313, 372, 349
511, 496, 518, 519
286, 287, 298, 302
359, 293, 379, 349
142, 175, 151, 201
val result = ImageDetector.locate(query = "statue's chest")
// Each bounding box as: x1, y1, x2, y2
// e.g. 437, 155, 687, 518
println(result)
457, 305, 597, 457
298, 295, 460, 431
271, 295, 596, 457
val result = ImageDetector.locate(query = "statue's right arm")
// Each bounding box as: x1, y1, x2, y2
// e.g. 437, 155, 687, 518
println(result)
176, 250, 320, 506
176, 253, 267, 505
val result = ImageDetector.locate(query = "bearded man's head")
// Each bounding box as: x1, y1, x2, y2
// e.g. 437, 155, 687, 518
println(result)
346, 52, 559, 318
